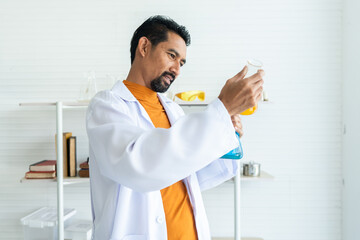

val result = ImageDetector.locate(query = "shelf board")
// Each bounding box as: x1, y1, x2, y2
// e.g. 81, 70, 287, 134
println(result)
20, 177, 89, 185
20, 171, 273, 185
178, 102, 209, 106
19, 101, 207, 108
19, 101, 89, 107
223, 170, 274, 184
212, 238, 263, 240
177, 98, 272, 107
241, 170, 274, 181
19, 99, 271, 107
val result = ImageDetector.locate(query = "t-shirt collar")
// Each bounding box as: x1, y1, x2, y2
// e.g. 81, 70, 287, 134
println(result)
111, 80, 173, 103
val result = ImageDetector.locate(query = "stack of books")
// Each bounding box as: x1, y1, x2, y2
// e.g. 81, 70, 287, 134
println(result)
24, 132, 79, 179
25, 160, 57, 179
78, 158, 89, 178
55, 132, 77, 177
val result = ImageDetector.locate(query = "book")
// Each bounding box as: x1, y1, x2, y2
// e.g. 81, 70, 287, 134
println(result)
78, 169, 89, 178
55, 132, 72, 177
25, 171, 56, 179
29, 160, 56, 172
79, 158, 89, 170
67, 136, 77, 177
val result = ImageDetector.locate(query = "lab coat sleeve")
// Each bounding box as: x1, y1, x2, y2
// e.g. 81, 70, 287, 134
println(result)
196, 158, 238, 191
171, 100, 239, 191
86, 90, 238, 193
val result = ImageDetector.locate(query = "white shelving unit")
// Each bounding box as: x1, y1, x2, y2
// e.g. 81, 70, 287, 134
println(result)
20, 100, 273, 240
20, 101, 88, 240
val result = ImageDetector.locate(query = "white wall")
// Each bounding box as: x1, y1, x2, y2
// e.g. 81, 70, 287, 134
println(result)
0, 0, 343, 239
342, 0, 360, 239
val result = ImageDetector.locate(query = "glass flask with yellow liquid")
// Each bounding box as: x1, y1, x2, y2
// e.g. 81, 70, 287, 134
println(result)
240, 59, 263, 115
221, 59, 263, 160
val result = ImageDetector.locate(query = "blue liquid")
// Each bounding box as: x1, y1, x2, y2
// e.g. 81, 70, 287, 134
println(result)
220, 132, 243, 160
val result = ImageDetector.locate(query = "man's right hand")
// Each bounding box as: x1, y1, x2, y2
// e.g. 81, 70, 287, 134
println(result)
218, 65, 265, 116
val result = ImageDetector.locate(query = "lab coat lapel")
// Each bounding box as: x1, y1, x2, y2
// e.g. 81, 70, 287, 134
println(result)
135, 102, 155, 129
157, 94, 179, 126
113, 81, 179, 127
112, 81, 155, 128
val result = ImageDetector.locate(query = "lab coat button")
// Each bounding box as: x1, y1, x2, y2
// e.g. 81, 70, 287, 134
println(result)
156, 216, 164, 223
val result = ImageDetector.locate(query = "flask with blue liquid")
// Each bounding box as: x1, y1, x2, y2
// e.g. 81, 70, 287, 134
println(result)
221, 132, 243, 159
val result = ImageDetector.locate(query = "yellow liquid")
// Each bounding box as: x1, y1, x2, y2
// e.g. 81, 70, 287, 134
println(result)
240, 105, 257, 115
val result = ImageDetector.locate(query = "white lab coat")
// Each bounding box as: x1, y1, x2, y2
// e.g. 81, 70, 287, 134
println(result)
86, 81, 239, 240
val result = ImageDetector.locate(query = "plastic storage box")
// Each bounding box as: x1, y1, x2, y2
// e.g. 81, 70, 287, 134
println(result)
20, 207, 76, 240
64, 220, 92, 240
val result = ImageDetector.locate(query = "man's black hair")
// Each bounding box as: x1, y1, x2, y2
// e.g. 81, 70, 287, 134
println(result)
130, 15, 191, 64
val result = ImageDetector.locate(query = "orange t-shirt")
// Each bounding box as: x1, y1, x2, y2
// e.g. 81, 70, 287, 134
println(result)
123, 80, 198, 240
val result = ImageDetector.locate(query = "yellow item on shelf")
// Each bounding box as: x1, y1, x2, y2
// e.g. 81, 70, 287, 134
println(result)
240, 105, 257, 115
175, 90, 205, 102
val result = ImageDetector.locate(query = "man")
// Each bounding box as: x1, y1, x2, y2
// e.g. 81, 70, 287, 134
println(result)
86, 15, 264, 240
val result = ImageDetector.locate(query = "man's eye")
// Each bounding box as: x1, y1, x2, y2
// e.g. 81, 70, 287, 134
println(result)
168, 53, 175, 59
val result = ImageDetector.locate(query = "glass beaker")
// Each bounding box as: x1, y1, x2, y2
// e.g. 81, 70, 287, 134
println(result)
79, 71, 98, 102
240, 59, 263, 115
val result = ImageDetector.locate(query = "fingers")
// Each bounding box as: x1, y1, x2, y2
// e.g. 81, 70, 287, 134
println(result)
237, 128, 244, 138
235, 124, 244, 137
233, 65, 248, 81
231, 114, 243, 137
247, 69, 265, 84
255, 87, 263, 103
247, 76, 263, 105
253, 78, 264, 89
220, 68, 265, 116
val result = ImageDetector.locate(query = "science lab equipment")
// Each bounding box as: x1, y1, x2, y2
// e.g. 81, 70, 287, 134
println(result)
79, 71, 98, 102
221, 59, 264, 159
243, 161, 261, 177
220, 132, 243, 159
240, 59, 263, 115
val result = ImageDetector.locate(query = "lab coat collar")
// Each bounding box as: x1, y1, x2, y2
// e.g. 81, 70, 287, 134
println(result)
111, 80, 138, 102
111, 80, 176, 126
112, 80, 173, 104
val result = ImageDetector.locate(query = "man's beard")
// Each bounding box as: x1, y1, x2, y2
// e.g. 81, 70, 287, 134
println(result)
150, 72, 175, 93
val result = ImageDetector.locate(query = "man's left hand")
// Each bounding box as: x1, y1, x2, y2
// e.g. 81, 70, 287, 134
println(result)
231, 114, 243, 137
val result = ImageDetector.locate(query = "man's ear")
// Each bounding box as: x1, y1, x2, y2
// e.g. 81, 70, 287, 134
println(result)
137, 37, 151, 58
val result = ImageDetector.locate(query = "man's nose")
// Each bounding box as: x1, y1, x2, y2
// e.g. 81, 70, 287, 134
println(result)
169, 61, 181, 77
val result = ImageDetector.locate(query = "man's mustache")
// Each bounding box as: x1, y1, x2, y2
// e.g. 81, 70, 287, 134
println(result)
162, 72, 176, 83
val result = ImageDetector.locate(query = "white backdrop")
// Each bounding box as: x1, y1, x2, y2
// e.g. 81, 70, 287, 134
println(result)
342, 0, 360, 239
0, 0, 344, 239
